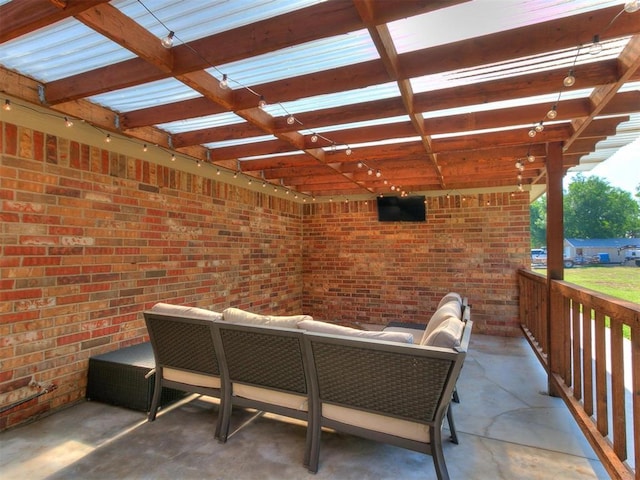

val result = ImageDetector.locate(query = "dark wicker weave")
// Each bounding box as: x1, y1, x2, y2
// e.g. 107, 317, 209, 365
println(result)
213, 322, 313, 467
304, 318, 472, 480
143, 312, 221, 436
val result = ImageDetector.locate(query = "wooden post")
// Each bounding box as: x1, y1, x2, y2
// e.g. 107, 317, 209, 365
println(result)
546, 141, 565, 397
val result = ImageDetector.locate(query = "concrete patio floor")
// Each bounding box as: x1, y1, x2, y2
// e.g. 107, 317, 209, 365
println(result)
0, 334, 609, 480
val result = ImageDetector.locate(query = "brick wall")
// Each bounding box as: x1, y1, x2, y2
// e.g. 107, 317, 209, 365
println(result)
0, 118, 531, 430
0, 121, 303, 429
302, 193, 530, 335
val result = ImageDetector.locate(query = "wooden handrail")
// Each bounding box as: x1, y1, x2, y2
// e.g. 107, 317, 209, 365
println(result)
518, 269, 639, 480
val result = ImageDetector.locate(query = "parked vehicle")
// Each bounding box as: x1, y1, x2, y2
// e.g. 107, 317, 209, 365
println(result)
531, 248, 575, 268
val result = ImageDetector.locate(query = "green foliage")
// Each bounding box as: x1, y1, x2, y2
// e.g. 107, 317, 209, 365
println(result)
529, 195, 547, 247
563, 175, 640, 238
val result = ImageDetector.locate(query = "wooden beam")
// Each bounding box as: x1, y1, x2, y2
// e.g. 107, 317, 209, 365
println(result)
75, 3, 173, 73
0, 0, 109, 44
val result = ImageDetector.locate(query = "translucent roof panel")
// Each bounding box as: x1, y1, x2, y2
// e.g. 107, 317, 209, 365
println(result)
388, 0, 626, 53
158, 112, 246, 134
0, 0, 323, 82
0, 19, 135, 82
89, 78, 202, 113
115, 0, 324, 44
204, 134, 277, 149
208, 29, 378, 88
411, 37, 628, 95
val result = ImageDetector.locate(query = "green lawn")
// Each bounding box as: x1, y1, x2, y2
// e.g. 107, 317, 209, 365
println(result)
534, 265, 640, 304
564, 266, 640, 305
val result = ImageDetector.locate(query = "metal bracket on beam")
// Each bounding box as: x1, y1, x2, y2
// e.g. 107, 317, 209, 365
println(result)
37, 85, 46, 105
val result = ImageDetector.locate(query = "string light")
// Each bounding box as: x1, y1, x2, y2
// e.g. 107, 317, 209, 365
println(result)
219, 74, 228, 89
624, 0, 639, 13
258, 95, 267, 109
589, 34, 602, 55
3, 99, 11, 111
64, 117, 73, 127
563, 69, 576, 87
105, 133, 112, 143
170, 154, 176, 161
286, 115, 295, 125
160, 31, 174, 48
143, 144, 148, 152
310, 134, 318, 143
546, 105, 558, 119
534, 121, 544, 133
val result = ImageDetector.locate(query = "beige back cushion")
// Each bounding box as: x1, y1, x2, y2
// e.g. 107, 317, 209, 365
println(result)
422, 316, 464, 348
437, 292, 462, 309
297, 320, 414, 344
419, 299, 462, 345
222, 307, 312, 329
151, 302, 222, 321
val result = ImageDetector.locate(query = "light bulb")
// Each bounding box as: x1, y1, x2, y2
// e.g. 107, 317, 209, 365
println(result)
563, 69, 575, 87
143, 144, 148, 152
105, 134, 111, 143
527, 154, 535, 163
258, 95, 267, 109
248, 179, 252, 185
624, 0, 639, 13
517, 174, 522, 181
310, 134, 318, 143
375, 170, 381, 178
64, 117, 73, 127
216, 169, 221, 175
3, 99, 11, 111
233, 171, 238, 178
518, 184, 524, 192
535, 122, 544, 133
589, 35, 602, 55
197, 160, 201, 167
171, 154, 176, 161
286, 115, 295, 125
262, 181, 266, 188
357, 161, 363, 168
367, 168, 373, 176
515, 161, 523, 170
161, 31, 174, 48
528, 129, 537, 138
547, 105, 558, 119
219, 74, 228, 89
345, 148, 352, 155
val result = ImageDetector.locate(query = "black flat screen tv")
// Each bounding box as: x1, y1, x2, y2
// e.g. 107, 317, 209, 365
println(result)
376, 195, 426, 222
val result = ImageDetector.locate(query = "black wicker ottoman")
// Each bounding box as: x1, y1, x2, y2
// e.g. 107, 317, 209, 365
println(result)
86, 342, 185, 412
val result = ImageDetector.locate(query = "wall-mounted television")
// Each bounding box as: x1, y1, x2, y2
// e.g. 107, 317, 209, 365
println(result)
376, 195, 426, 222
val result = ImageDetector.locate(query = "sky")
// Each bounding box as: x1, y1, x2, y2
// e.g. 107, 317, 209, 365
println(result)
564, 137, 640, 197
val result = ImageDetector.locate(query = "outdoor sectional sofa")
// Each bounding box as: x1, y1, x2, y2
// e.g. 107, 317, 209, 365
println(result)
143, 294, 472, 480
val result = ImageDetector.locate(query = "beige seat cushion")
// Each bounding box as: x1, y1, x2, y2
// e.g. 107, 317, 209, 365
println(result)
151, 302, 222, 321
163, 367, 221, 389
222, 307, 312, 328
233, 384, 308, 411
323, 404, 430, 443
297, 320, 414, 344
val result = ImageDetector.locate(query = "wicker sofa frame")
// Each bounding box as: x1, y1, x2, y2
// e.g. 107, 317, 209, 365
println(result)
142, 302, 471, 479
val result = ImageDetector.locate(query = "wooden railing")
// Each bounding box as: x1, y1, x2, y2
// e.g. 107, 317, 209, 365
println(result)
518, 269, 639, 480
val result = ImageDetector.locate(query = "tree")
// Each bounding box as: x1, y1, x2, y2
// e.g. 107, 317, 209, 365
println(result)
564, 175, 640, 238
529, 195, 547, 247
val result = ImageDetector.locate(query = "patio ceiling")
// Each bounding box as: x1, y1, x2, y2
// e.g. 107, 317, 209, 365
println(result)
1, 0, 639, 199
